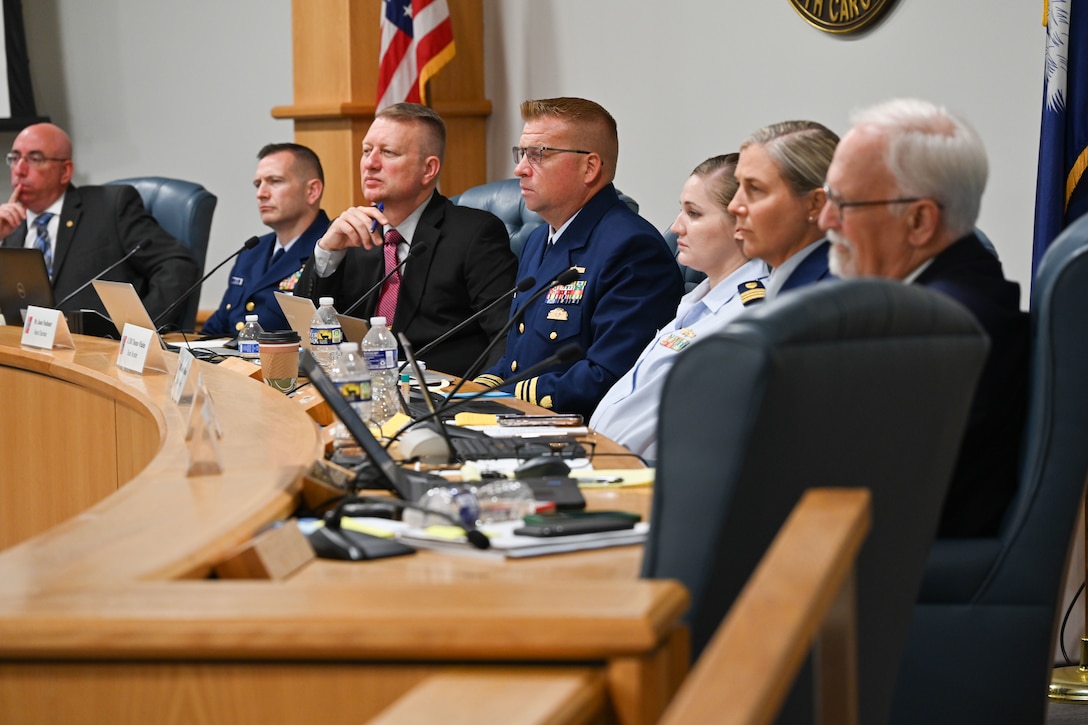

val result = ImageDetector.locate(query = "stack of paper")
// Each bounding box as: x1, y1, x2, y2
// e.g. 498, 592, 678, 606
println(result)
397, 520, 649, 560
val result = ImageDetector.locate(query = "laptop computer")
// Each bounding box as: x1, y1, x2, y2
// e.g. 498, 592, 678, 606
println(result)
0, 248, 55, 325
92, 280, 160, 338
395, 332, 584, 463
274, 291, 370, 347
299, 348, 447, 502
301, 348, 585, 509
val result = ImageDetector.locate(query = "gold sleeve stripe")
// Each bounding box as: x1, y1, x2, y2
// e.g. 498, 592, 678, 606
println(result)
474, 374, 504, 388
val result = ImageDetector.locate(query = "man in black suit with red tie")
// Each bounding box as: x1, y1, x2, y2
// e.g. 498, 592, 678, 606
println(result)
820, 98, 1029, 538
296, 103, 517, 378
0, 123, 199, 327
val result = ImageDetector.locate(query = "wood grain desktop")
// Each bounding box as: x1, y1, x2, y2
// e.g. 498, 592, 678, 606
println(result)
0, 326, 688, 725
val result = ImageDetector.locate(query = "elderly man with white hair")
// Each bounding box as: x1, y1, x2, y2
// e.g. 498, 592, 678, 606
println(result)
819, 97, 1029, 538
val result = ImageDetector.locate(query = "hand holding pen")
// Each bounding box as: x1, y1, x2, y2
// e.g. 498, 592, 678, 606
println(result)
316, 201, 386, 252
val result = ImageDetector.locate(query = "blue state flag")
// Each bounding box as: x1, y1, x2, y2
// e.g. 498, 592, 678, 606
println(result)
1034, 0, 1088, 276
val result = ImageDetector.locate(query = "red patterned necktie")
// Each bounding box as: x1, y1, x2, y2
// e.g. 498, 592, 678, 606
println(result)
376, 228, 404, 322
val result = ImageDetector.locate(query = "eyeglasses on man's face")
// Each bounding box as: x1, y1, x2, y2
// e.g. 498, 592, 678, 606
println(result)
822, 184, 942, 217
512, 146, 591, 166
6, 152, 69, 169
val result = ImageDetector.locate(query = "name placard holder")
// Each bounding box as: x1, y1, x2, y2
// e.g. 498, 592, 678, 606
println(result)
170, 347, 197, 405
186, 375, 224, 476
116, 323, 168, 374
20, 306, 75, 350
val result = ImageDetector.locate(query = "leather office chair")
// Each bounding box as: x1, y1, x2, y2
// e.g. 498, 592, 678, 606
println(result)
451, 179, 638, 260
105, 176, 217, 331
890, 215, 1088, 725
642, 279, 989, 725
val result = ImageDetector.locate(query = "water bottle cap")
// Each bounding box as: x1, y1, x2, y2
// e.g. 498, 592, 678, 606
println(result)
245, 314, 258, 322
369, 316, 387, 326
339, 341, 359, 352
319, 297, 335, 306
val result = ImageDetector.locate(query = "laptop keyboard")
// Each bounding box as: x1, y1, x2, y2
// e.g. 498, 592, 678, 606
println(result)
449, 435, 586, 461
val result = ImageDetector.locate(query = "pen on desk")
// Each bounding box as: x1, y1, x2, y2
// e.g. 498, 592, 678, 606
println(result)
370, 202, 384, 233
580, 476, 624, 484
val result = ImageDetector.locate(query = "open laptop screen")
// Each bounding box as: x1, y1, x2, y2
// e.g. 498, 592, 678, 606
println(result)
0, 248, 54, 325
299, 348, 444, 502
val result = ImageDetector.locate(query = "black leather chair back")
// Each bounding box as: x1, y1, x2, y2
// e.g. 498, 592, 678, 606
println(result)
643, 279, 989, 725
106, 176, 216, 331
891, 214, 1088, 725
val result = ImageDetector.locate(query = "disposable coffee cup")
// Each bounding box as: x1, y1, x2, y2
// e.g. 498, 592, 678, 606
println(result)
257, 329, 301, 393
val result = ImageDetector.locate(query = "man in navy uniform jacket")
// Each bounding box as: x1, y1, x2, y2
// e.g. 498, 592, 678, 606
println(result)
820, 98, 1029, 538
475, 97, 684, 418
202, 143, 329, 336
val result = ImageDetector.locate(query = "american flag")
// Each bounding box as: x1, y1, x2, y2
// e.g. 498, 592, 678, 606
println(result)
376, 0, 456, 111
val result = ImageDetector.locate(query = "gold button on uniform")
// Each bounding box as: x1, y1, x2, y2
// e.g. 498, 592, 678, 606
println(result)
225, 303, 232, 310
518, 323, 525, 334
235, 321, 245, 331
549, 331, 557, 340
246, 302, 256, 311
511, 361, 518, 373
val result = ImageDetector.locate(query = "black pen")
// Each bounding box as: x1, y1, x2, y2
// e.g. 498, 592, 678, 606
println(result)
579, 476, 624, 484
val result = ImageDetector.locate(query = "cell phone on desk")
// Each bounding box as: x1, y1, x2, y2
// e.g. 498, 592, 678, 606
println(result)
513, 513, 636, 537
497, 413, 583, 427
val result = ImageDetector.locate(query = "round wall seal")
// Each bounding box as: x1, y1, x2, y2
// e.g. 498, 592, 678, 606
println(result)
788, 0, 898, 35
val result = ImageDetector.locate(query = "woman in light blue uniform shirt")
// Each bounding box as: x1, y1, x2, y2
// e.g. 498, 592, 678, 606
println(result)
590, 154, 769, 462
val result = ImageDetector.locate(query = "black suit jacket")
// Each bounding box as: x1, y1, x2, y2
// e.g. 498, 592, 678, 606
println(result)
2, 184, 200, 326
297, 191, 518, 377
915, 233, 1030, 537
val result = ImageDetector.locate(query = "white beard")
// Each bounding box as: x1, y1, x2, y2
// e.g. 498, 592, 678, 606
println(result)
827, 230, 857, 278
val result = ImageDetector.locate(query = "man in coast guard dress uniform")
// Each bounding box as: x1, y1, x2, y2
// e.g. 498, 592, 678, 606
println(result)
201, 143, 330, 336
475, 98, 684, 418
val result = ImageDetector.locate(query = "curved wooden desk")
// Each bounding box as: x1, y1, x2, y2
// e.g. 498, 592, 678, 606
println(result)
0, 328, 688, 725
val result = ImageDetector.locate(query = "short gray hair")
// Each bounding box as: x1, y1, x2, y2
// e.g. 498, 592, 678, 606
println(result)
851, 98, 987, 238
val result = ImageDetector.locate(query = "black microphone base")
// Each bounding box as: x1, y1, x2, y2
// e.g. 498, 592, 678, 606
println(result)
66, 309, 120, 339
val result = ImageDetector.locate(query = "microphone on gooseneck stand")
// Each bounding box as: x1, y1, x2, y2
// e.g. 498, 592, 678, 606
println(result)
406, 275, 537, 366
54, 239, 153, 309
340, 241, 429, 317
441, 267, 581, 403
153, 236, 261, 331
387, 343, 583, 450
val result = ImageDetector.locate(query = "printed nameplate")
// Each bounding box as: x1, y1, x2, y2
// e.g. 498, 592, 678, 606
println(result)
117, 323, 156, 373
20, 306, 75, 350
171, 347, 196, 404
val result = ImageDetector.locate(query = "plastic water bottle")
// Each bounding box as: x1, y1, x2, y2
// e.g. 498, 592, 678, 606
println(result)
237, 314, 263, 359
309, 296, 343, 373
362, 316, 400, 424
329, 341, 371, 453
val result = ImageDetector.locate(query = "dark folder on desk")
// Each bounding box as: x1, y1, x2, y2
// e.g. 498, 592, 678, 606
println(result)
0, 248, 54, 325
